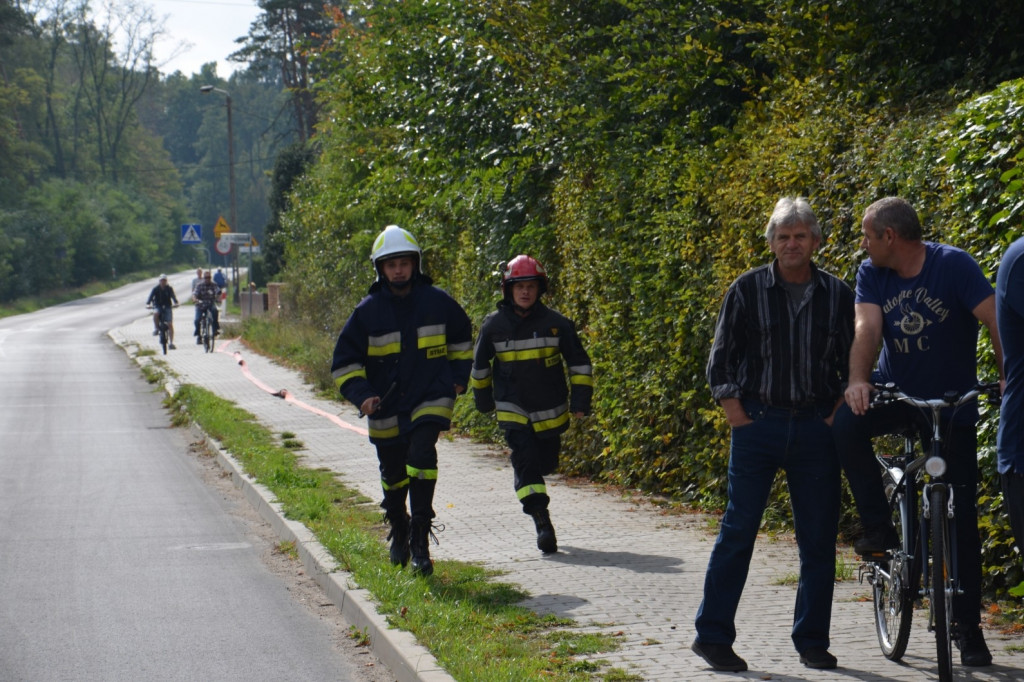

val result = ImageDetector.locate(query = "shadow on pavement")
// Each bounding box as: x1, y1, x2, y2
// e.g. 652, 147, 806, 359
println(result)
544, 545, 685, 573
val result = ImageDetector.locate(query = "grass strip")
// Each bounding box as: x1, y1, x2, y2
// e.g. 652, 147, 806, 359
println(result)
166, 384, 637, 681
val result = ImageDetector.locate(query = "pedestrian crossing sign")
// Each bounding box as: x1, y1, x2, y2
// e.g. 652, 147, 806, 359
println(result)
181, 224, 202, 244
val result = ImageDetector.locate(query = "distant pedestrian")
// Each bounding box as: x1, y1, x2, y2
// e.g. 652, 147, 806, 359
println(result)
213, 268, 227, 290
996, 236, 1024, 553
693, 197, 853, 672
330, 225, 473, 576
471, 255, 593, 554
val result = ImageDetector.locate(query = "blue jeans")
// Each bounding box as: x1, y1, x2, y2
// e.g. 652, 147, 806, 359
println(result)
695, 400, 840, 653
834, 402, 982, 627
1001, 472, 1024, 555
193, 302, 220, 335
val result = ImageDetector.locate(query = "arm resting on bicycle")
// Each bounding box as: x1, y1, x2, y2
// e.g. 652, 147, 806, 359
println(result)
846, 302, 884, 415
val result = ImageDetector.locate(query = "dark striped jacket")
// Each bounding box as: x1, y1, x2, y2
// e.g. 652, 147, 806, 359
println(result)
707, 261, 854, 409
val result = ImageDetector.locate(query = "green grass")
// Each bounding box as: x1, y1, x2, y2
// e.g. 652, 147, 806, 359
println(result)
165, 383, 629, 681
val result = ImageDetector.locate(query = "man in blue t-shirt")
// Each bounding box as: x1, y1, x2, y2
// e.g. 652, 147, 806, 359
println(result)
997, 236, 1024, 554
834, 197, 1003, 667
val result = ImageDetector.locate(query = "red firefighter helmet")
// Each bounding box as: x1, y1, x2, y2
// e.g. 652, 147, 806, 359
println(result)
501, 255, 548, 297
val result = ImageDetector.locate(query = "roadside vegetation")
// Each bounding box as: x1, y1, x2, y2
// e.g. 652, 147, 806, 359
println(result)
262, 1, 1024, 610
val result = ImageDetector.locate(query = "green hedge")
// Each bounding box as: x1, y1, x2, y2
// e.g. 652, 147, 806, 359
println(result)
276, 0, 1024, 600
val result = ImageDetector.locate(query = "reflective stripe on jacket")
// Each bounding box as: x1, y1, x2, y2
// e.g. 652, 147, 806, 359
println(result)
472, 300, 593, 436
331, 276, 473, 444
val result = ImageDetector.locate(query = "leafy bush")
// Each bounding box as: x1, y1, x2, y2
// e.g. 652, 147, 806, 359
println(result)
276, 0, 1024, 602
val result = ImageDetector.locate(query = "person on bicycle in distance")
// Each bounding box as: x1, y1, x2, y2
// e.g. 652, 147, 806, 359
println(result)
471, 255, 593, 555
146, 274, 178, 349
834, 196, 1004, 666
694, 197, 853, 673
330, 225, 473, 577
192, 269, 221, 342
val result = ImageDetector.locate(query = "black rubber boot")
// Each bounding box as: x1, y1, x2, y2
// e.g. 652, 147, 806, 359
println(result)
385, 512, 410, 567
531, 509, 557, 554
409, 516, 434, 577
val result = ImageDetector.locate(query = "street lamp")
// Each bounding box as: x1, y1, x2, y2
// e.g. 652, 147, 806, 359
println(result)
200, 84, 239, 303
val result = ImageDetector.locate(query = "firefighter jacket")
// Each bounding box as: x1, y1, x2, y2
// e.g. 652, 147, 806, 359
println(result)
472, 300, 593, 437
331, 275, 473, 444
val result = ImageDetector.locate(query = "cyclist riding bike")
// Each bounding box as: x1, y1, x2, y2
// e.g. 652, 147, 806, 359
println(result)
192, 270, 221, 343
146, 274, 179, 350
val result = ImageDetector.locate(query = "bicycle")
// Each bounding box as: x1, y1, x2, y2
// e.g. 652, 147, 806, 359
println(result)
858, 381, 1001, 682
147, 304, 177, 354
197, 302, 216, 353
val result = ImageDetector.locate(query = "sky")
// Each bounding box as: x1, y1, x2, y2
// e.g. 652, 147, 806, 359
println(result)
147, 0, 263, 77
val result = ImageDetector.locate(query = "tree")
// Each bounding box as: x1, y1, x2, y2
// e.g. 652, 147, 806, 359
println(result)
231, 0, 341, 142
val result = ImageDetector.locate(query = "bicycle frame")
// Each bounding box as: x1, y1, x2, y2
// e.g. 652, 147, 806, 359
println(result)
860, 382, 999, 682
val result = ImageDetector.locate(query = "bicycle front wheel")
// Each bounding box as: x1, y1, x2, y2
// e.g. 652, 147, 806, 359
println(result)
873, 479, 915, 660
930, 485, 954, 682
200, 315, 213, 353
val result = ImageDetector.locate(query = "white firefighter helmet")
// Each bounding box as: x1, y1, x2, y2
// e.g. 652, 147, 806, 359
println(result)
369, 225, 422, 274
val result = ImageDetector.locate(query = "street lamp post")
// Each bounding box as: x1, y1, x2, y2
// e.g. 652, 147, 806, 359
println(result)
200, 85, 239, 303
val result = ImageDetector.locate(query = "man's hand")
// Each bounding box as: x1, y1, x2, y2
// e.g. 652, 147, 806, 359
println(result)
360, 396, 380, 416
844, 380, 874, 416
720, 397, 752, 428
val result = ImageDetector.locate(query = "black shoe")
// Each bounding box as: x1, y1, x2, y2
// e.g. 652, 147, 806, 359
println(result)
152, 330, 159, 336
530, 509, 558, 554
169, 344, 176, 350
956, 627, 993, 666
385, 513, 410, 567
409, 517, 438, 577
196, 337, 203, 344
799, 647, 838, 669
691, 639, 747, 672
854, 525, 900, 556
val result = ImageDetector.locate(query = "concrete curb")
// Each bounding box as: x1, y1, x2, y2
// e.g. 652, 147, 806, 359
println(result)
204, 432, 454, 682
116, 334, 455, 682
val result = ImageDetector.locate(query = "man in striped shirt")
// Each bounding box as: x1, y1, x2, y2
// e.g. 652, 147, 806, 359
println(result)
693, 197, 854, 673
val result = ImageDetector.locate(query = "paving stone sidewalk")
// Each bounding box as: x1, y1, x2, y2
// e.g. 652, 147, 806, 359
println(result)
111, 317, 1024, 682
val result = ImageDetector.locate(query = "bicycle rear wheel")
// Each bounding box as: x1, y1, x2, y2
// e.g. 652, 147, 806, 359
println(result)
873, 479, 915, 660
929, 485, 954, 682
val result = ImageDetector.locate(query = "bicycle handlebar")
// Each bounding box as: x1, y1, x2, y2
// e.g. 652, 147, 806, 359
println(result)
870, 382, 1002, 410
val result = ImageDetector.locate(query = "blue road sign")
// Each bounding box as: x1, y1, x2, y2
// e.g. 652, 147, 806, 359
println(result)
181, 224, 202, 244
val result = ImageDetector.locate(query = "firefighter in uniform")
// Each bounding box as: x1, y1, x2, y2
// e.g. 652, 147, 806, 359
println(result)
471, 255, 593, 553
331, 225, 473, 576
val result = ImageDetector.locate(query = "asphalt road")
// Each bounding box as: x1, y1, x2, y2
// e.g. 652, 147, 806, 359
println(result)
0, 277, 392, 682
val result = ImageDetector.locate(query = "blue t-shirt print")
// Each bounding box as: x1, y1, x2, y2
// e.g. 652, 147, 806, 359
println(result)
856, 242, 994, 408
